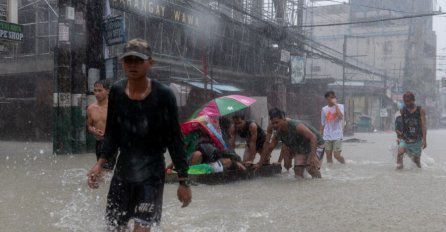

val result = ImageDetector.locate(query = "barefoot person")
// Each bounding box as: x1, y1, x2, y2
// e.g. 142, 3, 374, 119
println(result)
228, 114, 268, 166
256, 108, 325, 178
87, 80, 116, 170
87, 39, 191, 232
396, 91, 427, 169
320, 91, 345, 164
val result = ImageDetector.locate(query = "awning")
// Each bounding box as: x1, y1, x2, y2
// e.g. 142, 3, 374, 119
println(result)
185, 81, 242, 94
169, 83, 191, 107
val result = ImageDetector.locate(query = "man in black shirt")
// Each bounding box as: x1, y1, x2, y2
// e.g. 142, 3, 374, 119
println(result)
87, 38, 191, 231
228, 114, 268, 166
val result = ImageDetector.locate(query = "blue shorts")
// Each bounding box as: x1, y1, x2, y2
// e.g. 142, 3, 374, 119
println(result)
399, 139, 422, 157
106, 175, 164, 228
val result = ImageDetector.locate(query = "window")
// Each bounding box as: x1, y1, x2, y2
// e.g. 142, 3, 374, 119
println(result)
0, 0, 6, 21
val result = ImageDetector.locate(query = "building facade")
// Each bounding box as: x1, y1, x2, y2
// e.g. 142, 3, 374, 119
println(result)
1, 0, 333, 153
306, 0, 437, 129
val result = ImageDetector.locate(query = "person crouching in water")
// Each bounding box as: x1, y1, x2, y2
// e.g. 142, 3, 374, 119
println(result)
190, 135, 246, 172
228, 114, 268, 166
396, 91, 427, 169
255, 108, 325, 178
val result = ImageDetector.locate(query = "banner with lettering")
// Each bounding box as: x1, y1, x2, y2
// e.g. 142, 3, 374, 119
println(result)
110, 0, 203, 28
0, 21, 24, 42
102, 15, 126, 46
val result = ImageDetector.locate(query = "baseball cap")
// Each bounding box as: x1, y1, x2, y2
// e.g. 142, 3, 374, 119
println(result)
119, 38, 152, 60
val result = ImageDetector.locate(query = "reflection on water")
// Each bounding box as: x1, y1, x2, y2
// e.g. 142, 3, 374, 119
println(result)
2, 131, 446, 231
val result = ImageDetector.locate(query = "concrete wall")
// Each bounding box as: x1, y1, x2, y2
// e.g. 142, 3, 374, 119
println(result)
248, 96, 269, 130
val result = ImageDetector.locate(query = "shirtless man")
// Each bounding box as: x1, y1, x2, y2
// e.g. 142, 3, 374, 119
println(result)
87, 80, 116, 170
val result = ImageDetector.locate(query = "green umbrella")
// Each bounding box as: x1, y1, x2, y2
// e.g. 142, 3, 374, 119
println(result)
190, 95, 257, 119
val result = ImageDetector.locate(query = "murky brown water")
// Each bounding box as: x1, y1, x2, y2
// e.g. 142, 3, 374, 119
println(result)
2, 130, 446, 232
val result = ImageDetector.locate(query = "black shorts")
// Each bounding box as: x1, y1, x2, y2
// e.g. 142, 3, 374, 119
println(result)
96, 140, 117, 170
106, 176, 164, 228
246, 138, 265, 152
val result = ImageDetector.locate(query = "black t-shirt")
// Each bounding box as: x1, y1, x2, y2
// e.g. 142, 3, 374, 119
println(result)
100, 79, 188, 182
237, 120, 266, 150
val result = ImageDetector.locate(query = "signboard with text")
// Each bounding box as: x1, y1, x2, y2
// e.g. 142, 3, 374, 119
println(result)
105, 57, 118, 79
0, 21, 24, 42
280, 50, 290, 63
290, 56, 306, 84
110, 0, 203, 28
102, 16, 126, 46
58, 23, 69, 42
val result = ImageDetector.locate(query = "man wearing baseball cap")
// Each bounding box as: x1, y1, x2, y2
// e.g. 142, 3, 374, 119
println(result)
87, 38, 192, 231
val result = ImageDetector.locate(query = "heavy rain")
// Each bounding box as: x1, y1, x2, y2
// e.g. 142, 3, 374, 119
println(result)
1, 0, 446, 231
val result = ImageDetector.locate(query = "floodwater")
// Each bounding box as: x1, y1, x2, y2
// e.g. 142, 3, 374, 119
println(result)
2, 130, 446, 232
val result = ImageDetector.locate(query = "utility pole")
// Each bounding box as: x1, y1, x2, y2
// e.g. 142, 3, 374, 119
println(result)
85, 0, 104, 152
54, 0, 74, 154
342, 34, 365, 104
342, 34, 347, 104
202, 48, 208, 102
71, 0, 87, 154
54, 0, 88, 154
297, 0, 304, 29
381, 71, 388, 130
297, 0, 304, 52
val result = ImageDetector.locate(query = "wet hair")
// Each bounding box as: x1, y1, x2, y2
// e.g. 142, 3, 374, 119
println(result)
268, 108, 286, 120
219, 117, 231, 131
403, 91, 415, 101
232, 113, 245, 120
94, 80, 110, 90
324, 91, 336, 99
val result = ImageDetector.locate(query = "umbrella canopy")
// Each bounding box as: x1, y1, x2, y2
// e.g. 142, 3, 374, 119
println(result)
190, 95, 256, 119
181, 116, 227, 158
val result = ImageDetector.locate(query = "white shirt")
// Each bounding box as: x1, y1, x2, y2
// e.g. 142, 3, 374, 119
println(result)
321, 104, 344, 141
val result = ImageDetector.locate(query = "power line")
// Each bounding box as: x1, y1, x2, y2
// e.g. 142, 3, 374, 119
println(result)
310, 5, 348, 24
298, 12, 446, 28
287, 31, 388, 79
321, 0, 411, 14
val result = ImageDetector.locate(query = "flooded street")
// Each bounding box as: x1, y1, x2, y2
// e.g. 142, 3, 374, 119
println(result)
1, 0, 445, 231
1, 130, 446, 232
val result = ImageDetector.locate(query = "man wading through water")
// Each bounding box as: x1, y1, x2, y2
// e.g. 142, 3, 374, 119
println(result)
255, 108, 325, 178
320, 91, 346, 165
87, 39, 192, 231
396, 91, 427, 169
87, 80, 116, 170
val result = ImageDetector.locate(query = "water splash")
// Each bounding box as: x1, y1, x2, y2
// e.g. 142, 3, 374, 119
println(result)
52, 188, 106, 232
53, 168, 108, 232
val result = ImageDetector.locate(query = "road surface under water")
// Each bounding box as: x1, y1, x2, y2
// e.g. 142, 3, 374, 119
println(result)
1, 130, 446, 232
